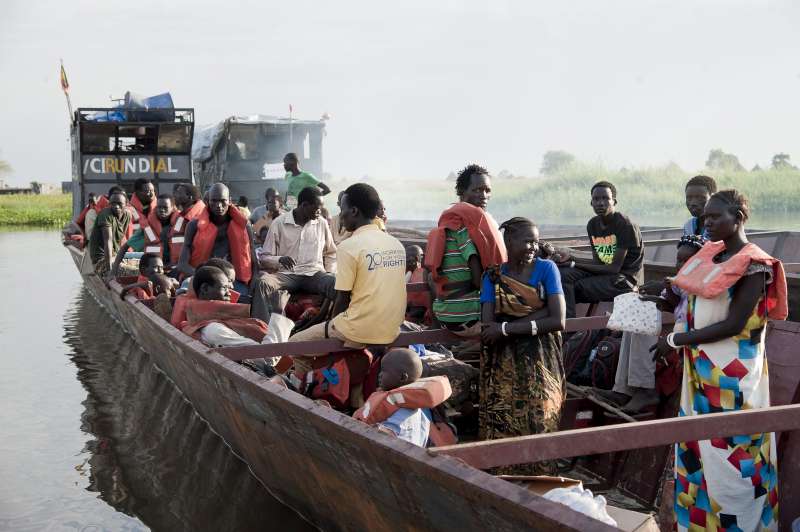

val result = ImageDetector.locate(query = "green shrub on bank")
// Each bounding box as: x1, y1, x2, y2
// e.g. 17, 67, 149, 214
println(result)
332, 162, 800, 230
0, 193, 71, 226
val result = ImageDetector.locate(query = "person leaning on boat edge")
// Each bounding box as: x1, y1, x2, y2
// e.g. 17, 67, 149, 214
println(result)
89, 190, 132, 277
425, 164, 507, 336
286, 183, 407, 370
176, 183, 258, 302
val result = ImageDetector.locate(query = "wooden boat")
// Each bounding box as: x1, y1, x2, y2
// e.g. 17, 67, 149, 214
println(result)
65, 244, 800, 531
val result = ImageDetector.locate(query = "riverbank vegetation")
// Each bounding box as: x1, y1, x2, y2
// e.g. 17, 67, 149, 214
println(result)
0, 193, 71, 226
340, 156, 800, 231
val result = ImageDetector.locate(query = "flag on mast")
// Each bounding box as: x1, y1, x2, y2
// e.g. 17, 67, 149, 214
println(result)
60, 60, 69, 93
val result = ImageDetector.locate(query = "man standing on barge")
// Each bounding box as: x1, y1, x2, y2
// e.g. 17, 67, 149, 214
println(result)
90, 191, 132, 275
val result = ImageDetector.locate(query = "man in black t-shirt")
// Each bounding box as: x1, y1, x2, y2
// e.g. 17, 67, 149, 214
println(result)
554, 181, 644, 318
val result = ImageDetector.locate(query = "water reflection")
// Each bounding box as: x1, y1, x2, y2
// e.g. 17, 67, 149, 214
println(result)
63, 289, 313, 531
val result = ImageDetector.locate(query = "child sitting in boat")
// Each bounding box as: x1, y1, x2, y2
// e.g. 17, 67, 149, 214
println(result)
353, 348, 451, 447
171, 258, 239, 327
120, 253, 167, 300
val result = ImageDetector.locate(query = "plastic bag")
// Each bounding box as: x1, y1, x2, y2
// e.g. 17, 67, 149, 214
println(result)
543, 485, 617, 527
607, 292, 660, 336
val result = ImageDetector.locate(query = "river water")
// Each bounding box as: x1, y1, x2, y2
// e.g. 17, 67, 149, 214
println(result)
0, 230, 313, 531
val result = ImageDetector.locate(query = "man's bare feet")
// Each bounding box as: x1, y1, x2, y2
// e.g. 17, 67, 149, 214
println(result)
592, 388, 630, 407
621, 387, 659, 413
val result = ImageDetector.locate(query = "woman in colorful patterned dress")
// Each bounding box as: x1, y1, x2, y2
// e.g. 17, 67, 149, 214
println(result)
479, 217, 566, 475
651, 190, 788, 531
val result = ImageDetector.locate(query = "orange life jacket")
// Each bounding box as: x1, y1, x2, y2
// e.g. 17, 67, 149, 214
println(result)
140, 210, 177, 258
406, 267, 432, 309
673, 241, 788, 320
181, 299, 267, 342
130, 195, 157, 232
189, 207, 253, 284
353, 376, 452, 425
169, 200, 207, 265
425, 202, 506, 295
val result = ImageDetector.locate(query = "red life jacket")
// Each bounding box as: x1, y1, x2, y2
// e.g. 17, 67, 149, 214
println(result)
673, 241, 788, 320
171, 289, 240, 328
128, 274, 154, 300
407, 267, 432, 309
354, 376, 452, 425
140, 210, 177, 259
75, 195, 109, 234
180, 299, 267, 342
425, 202, 506, 294
189, 207, 253, 284
169, 200, 207, 265
130, 194, 157, 232
295, 350, 373, 410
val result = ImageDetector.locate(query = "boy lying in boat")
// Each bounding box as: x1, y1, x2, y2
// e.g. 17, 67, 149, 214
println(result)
353, 348, 452, 447
180, 266, 269, 349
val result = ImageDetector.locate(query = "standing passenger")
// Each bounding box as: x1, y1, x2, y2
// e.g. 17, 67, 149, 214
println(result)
653, 190, 786, 530
683, 174, 717, 236
425, 164, 506, 336
479, 217, 566, 474
283, 152, 330, 209
169, 183, 207, 271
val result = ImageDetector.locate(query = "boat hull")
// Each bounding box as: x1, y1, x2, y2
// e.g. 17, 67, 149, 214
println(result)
66, 247, 610, 531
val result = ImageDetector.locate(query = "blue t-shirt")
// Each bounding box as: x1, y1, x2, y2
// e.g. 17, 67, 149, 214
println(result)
479, 258, 563, 304
683, 217, 709, 238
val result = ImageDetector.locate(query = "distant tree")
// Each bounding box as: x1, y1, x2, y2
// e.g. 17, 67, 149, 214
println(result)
0, 158, 11, 176
705, 149, 744, 172
751, 164, 762, 172
497, 169, 515, 179
540, 150, 575, 175
446, 171, 457, 181
771, 153, 793, 170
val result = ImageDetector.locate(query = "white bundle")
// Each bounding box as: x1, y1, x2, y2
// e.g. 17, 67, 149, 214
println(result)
607, 292, 661, 336
543, 485, 617, 527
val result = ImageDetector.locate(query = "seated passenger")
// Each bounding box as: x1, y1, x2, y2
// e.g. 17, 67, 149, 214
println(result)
286, 184, 407, 363
120, 253, 164, 300
171, 258, 239, 328
554, 181, 644, 318
237, 196, 251, 219
65, 188, 118, 246
90, 191, 133, 276
130, 178, 156, 232
425, 164, 506, 336
252, 190, 285, 245
682, 174, 716, 237
404, 245, 433, 324
110, 194, 176, 278
354, 348, 452, 447
180, 266, 268, 347
329, 191, 353, 245
601, 234, 708, 412
177, 183, 257, 300
251, 186, 337, 321
169, 183, 207, 269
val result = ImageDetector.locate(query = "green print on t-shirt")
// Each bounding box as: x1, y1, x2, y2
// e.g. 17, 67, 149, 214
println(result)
591, 234, 617, 264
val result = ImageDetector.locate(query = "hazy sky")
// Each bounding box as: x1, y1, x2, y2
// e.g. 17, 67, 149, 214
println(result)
1, 0, 799, 185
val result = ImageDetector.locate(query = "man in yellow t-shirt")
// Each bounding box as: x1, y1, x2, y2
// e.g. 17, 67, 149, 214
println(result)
288, 183, 406, 351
